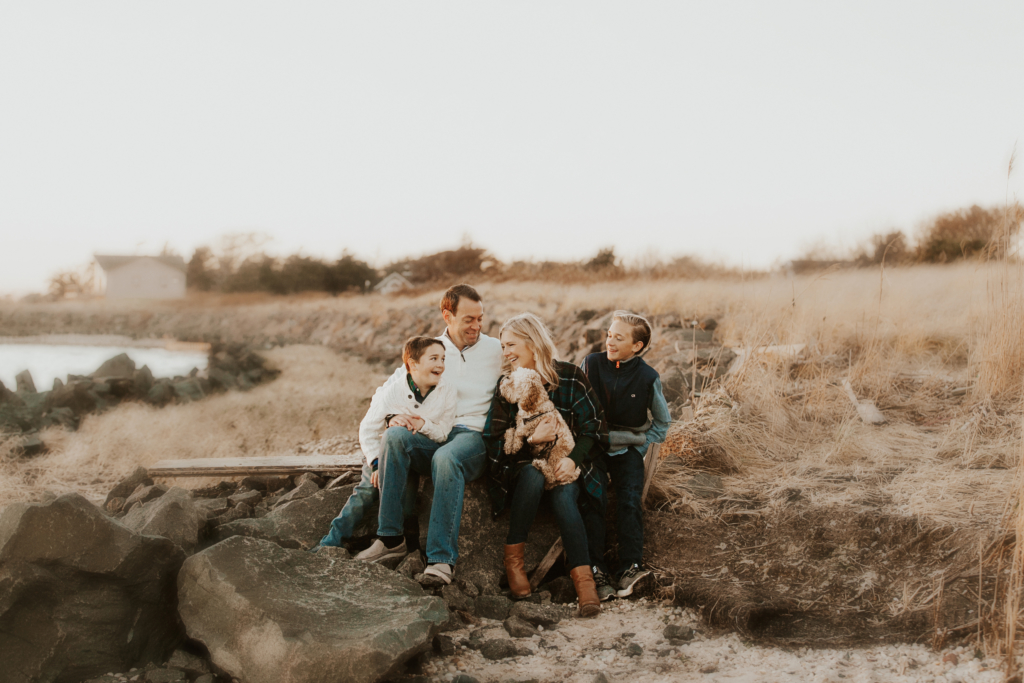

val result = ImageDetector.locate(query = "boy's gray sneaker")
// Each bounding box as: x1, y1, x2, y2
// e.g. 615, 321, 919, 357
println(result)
593, 566, 616, 602
354, 538, 407, 564
616, 564, 653, 598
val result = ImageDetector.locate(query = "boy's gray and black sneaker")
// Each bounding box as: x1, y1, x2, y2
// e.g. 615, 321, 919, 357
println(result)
616, 564, 653, 598
593, 566, 616, 602
354, 538, 407, 564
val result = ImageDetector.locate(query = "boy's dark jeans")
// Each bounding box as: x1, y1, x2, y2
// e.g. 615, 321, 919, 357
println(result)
581, 447, 646, 576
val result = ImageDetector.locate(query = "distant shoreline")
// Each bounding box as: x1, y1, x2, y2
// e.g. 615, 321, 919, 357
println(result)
0, 334, 177, 349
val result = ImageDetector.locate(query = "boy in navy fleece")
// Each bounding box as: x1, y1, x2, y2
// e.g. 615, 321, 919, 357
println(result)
580, 311, 671, 598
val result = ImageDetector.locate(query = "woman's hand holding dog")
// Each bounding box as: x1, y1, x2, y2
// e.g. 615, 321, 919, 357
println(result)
389, 414, 425, 433
529, 414, 559, 444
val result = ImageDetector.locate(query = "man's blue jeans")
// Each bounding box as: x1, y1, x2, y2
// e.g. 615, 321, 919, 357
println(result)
507, 465, 591, 570
320, 461, 418, 548
580, 447, 646, 575
377, 426, 486, 566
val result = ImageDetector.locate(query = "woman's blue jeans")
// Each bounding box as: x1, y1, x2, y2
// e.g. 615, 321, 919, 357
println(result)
506, 465, 590, 570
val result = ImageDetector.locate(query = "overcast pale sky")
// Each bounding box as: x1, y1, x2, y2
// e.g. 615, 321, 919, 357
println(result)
1, 2, 1022, 295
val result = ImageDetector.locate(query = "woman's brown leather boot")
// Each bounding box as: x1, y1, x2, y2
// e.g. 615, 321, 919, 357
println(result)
504, 543, 531, 599
569, 565, 601, 618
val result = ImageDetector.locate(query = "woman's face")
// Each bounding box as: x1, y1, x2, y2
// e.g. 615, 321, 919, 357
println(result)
408, 344, 445, 388
500, 330, 536, 372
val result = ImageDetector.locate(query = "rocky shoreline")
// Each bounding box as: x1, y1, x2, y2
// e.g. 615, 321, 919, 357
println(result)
0, 344, 279, 455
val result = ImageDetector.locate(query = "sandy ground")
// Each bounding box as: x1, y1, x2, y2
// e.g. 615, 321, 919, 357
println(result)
415, 599, 1005, 683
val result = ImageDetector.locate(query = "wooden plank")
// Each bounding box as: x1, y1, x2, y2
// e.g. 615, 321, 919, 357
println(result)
149, 452, 364, 478
641, 443, 661, 505
529, 537, 564, 591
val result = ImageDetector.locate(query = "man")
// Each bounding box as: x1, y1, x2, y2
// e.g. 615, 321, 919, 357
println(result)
356, 283, 502, 585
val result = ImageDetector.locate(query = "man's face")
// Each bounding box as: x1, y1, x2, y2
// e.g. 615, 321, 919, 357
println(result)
444, 298, 484, 348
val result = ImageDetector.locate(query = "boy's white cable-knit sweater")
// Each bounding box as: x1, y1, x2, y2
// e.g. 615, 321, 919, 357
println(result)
358, 366, 458, 465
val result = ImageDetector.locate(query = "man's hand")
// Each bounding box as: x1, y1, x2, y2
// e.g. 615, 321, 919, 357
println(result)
554, 457, 576, 480
389, 414, 426, 433
371, 470, 380, 488
530, 414, 558, 444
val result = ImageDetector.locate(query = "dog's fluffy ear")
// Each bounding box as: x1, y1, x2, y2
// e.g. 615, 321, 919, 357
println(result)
520, 371, 546, 413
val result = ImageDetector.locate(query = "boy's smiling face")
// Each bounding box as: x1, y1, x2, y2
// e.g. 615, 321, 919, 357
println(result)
606, 319, 644, 362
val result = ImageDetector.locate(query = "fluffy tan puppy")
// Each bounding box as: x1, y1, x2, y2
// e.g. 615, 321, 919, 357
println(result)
499, 367, 579, 489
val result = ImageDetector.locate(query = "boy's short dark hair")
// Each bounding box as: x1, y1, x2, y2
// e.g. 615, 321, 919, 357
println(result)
403, 336, 444, 370
612, 310, 652, 354
440, 284, 482, 316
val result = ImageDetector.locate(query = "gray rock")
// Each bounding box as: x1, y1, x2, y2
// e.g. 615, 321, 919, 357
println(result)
396, 550, 425, 579
122, 487, 205, 555
316, 545, 350, 560
144, 669, 186, 683
178, 536, 447, 683
480, 639, 518, 661
275, 478, 320, 506
442, 584, 475, 612
194, 498, 231, 519
240, 475, 289, 492
213, 485, 371, 550
213, 502, 252, 526
503, 615, 538, 638
542, 575, 577, 604
207, 367, 238, 390
0, 493, 184, 683
147, 381, 174, 405
626, 642, 644, 657
509, 601, 564, 626
593, 674, 611, 683
452, 676, 480, 683
124, 483, 169, 511
91, 353, 136, 379
105, 496, 126, 514
172, 378, 205, 403
455, 577, 481, 598
16, 369, 37, 393
166, 648, 210, 675
194, 675, 216, 683
475, 595, 512, 621
454, 566, 503, 596
133, 365, 154, 395
294, 472, 324, 488
663, 624, 695, 641
228, 489, 262, 507
433, 633, 457, 656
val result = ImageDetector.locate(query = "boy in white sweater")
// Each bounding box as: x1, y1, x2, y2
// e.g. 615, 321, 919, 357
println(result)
315, 337, 457, 553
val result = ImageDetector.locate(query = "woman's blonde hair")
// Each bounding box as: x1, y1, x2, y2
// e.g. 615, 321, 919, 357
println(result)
499, 313, 560, 387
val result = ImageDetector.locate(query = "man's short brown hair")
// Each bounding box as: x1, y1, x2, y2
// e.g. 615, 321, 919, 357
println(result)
403, 336, 444, 371
440, 284, 482, 316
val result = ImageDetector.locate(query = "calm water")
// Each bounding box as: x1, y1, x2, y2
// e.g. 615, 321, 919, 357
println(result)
0, 344, 209, 390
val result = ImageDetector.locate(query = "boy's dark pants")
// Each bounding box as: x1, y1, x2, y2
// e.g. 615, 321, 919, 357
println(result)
580, 446, 646, 576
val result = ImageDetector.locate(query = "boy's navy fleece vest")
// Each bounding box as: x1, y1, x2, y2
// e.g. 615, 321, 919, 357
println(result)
583, 352, 658, 429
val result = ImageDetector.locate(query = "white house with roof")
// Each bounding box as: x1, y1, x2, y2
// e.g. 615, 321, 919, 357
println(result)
373, 272, 413, 294
93, 255, 187, 300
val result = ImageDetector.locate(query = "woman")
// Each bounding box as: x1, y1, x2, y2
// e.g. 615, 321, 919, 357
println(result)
483, 313, 609, 617
318, 336, 456, 561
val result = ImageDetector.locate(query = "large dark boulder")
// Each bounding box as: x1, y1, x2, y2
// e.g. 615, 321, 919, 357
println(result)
0, 493, 184, 683
212, 485, 371, 549
121, 487, 205, 555
104, 466, 154, 507
178, 536, 447, 683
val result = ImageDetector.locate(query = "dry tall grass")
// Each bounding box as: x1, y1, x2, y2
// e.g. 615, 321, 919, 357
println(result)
0, 346, 387, 505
